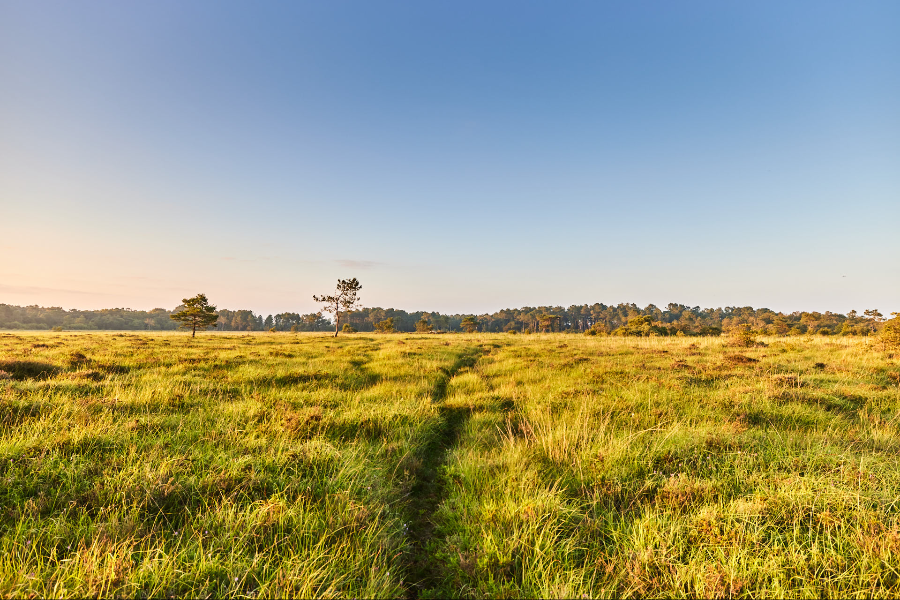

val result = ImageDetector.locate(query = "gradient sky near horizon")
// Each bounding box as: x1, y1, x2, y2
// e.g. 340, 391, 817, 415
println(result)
1, 1, 898, 316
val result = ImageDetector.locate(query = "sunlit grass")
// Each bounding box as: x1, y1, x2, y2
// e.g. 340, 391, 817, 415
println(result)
1, 332, 898, 597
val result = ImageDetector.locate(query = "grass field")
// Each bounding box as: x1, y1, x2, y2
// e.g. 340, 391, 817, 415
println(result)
1, 331, 899, 598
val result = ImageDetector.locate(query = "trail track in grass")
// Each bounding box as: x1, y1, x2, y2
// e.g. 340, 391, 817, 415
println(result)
402, 346, 483, 599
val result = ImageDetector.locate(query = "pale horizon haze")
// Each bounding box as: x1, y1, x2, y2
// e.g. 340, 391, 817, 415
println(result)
1, 1, 898, 316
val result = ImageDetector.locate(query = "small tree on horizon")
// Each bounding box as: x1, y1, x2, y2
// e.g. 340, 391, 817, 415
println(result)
415, 315, 433, 333
460, 316, 478, 333
861, 309, 885, 337
374, 317, 395, 333
538, 313, 559, 333
313, 278, 362, 337
170, 293, 219, 337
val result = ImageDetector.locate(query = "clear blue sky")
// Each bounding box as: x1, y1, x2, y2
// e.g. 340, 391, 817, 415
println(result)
1, 1, 898, 315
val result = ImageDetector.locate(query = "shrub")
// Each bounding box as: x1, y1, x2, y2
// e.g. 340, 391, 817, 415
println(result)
730, 324, 757, 348
882, 314, 900, 350
342, 324, 358, 333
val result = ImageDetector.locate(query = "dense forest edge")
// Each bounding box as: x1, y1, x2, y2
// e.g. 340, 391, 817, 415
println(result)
0, 302, 893, 337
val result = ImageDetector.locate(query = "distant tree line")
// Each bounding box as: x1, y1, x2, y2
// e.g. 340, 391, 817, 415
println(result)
342, 304, 889, 336
0, 305, 179, 331
0, 304, 332, 332
0, 302, 891, 337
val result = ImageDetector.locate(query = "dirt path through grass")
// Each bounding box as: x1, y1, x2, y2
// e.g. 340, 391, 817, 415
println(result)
402, 345, 483, 599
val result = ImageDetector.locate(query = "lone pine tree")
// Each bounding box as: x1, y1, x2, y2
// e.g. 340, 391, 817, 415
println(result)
313, 278, 362, 337
170, 293, 219, 337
